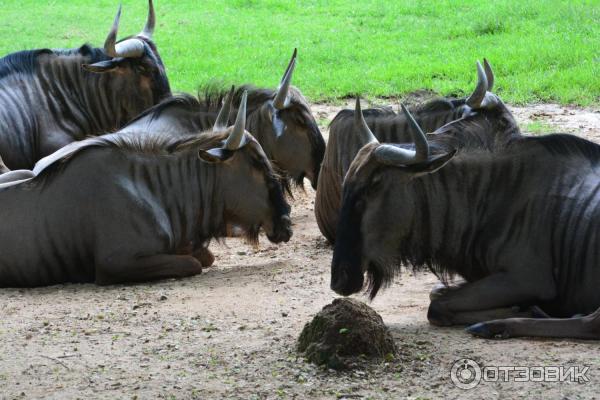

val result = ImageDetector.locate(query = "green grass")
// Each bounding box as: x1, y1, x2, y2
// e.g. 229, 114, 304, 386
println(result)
0, 0, 598, 105
523, 121, 556, 135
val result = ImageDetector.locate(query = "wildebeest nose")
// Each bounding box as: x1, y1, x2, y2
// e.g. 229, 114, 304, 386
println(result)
330, 268, 364, 296
276, 221, 293, 243
281, 227, 293, 242
330, 272, 350, 295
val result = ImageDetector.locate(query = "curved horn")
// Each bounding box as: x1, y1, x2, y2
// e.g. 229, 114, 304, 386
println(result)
466, 61, 488, 109
140, 0, 156, 39
213, 86, 235, 132
400, 104, 429, 162
483, 58, 494, 91
114, 39, 146, 58
373, 104, 431, 166
280, 48, 297, 85
273, 48, 297, 110
103, 5, 122, 58
224, 91, 247, 150
104, 5, 145, 58
354, 98, 377, 145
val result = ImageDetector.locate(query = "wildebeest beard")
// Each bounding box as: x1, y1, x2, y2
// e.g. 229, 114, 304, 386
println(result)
219, 152, 290, 246
333, 181, 400, 299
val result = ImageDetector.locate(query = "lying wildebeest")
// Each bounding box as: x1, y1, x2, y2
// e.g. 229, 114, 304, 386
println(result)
330, 72, 600, 339
0, 0, 170, 170
122, 49, 326, 190
0, 91, 292, 287
315, 60, 496, 243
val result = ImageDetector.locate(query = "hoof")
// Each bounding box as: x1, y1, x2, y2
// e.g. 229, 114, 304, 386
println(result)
466, 322, 509, 339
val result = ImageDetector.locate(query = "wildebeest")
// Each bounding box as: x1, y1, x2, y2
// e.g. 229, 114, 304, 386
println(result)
330, 70, 600, 339
0, 91, 292, 287
315, 60, 496, 243
122, 49, 326, 190
0, 0, 170, 170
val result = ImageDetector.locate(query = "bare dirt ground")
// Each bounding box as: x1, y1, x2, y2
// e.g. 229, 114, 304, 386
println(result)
1, 100, 599, 400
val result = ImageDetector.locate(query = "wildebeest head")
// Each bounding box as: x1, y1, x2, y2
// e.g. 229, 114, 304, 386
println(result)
199, 91, 293, 244
432, 61, 520, 149
330, 99, 456, 298
82, 1, 171, 107
331, 61, 521, 298
244, 50, 325, 189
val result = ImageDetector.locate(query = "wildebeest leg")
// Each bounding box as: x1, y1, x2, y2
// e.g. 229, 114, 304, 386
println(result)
431, 305, 550, 325
192, 246, 215, 268
429, 279, 467, 301
427, 273, 542, 326
466, 307, 600, 340
96, 254, 203, 285
443, 307, 538, 325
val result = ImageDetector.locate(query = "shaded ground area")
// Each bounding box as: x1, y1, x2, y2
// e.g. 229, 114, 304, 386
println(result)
1, 101, 599, 399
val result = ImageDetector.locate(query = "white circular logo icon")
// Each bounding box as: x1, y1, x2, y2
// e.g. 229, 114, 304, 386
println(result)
451, 358, 482, 390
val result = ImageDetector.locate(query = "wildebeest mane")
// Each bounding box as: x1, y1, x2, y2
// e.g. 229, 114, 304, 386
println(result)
199, 84, 282, 114
414, 97, 464, 113
328, 106, 395, 129
0, 44, 108, 81
29, 130, 229, 184
126, 93, 203, 124
432, 108, 521, 152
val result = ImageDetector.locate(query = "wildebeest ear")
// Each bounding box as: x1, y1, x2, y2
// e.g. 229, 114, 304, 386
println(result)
82, 58, 125, 73
198, 148, 235, 163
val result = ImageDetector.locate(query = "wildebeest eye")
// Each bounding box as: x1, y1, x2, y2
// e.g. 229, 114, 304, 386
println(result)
366, 174, 382, 194
135, 64, 149, 74
370, 174, 382, 187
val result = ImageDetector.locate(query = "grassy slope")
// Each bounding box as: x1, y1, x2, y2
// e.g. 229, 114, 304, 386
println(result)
0, 0, 598, 105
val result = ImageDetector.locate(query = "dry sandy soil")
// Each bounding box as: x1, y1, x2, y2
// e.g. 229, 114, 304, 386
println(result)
1, 100, 599, 400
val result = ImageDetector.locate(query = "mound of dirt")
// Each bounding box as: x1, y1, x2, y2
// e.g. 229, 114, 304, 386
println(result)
297, 298, 397, 369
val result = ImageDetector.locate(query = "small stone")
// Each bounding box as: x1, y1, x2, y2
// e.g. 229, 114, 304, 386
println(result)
159, 295, 168, 301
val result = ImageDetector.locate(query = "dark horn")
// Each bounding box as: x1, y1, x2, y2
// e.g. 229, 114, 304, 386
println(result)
273, 49, 297, 110
354, 97, 377, 145
400, 104, 429, 162
483, 58, 494, 91
213, 86, 235, 132
466, 61, 488, 109
103, 5, 122, 58
140, 0, 156, 39
280, 48, 297, 85
224, 91, 247, 150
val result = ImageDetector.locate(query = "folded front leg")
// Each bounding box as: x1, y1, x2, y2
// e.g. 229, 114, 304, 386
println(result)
467, 307, 600, 340
427, 272, 550, 326
96, 254, 203, 285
